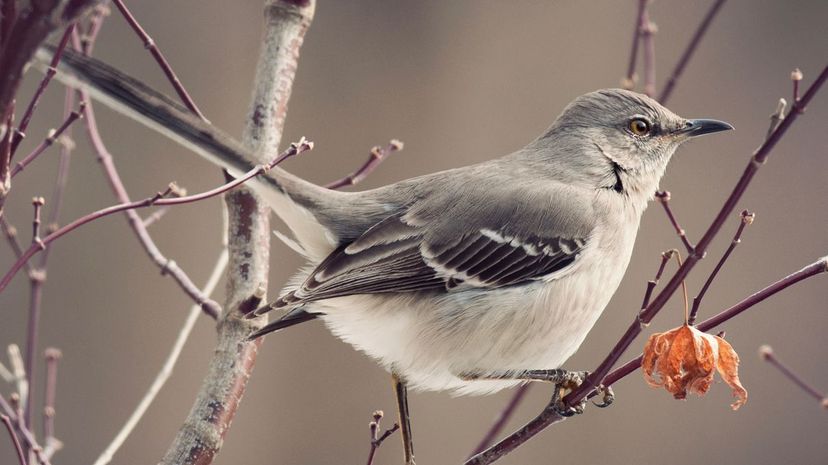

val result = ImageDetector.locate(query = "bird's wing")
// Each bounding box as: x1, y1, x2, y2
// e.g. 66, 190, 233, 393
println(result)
270, 183, 596, 309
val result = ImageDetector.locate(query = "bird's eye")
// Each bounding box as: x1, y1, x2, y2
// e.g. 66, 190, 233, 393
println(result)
628, 117, 652, 136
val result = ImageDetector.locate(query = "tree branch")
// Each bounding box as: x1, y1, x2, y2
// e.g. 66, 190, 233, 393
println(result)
158, 1, 315, 464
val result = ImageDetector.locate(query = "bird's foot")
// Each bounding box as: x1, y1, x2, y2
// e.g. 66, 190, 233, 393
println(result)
592, 384, 615, 408
531, 369, 586, 417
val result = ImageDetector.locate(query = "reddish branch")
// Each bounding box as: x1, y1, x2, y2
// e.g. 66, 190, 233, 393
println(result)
0, 393, 51, 465
467, 384, 531, 459
11, 24, 75, 155
78, 94, 226, 319
0, 0, 101, 127
467, 66, 827, 465
325, 140, 403, 189
10, 103, 84, 178
110, 0, 205, 119
0, 140, 312, 295
622, 0, 649, 89
658, 0, 728, 104
366, 410, 400, 465
688, 210, 754, 324
655, 191, 694, 252
601, 255, 828, 390
641, 250, 674, 310
759, 345, 827, 407
1, 414, 27, 465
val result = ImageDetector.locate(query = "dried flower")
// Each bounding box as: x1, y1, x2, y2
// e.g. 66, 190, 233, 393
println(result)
643, 324, 747, 410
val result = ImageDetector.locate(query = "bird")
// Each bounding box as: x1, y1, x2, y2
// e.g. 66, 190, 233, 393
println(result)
38, 46, 732, 465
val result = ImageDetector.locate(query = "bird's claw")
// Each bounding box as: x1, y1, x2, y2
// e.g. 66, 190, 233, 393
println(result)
549, 370, 589, 417
592, 384, 615, 408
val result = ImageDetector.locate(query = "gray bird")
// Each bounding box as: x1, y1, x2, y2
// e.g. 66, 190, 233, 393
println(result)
39, 47, 732, 464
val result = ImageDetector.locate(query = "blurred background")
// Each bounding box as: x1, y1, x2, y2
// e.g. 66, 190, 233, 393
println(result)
1, 0, 826, 464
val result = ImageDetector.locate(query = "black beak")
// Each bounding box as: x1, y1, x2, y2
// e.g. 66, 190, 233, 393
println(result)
679, 118, 734, 137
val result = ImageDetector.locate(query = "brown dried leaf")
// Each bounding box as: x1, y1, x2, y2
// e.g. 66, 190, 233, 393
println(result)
642, 324, 747, 410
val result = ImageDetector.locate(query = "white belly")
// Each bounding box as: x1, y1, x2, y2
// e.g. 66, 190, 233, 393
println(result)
310, 221, 637, 396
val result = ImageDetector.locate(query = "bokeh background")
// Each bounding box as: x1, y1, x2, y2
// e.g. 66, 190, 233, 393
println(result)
2, 1, 827, 464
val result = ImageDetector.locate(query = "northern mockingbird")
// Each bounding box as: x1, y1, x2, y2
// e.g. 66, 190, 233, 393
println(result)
39, 47, 732, 464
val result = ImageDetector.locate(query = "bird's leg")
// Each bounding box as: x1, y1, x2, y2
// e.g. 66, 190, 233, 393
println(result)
392, 373, 416, 465
459, 369, 591, 417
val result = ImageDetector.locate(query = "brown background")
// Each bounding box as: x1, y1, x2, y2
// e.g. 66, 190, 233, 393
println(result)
2, 1, 827, 464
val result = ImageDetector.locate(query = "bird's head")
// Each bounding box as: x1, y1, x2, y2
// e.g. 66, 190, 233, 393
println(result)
531, 88, 732, 202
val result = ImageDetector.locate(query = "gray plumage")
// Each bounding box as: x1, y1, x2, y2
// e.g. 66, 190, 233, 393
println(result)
38, 47, 732, 395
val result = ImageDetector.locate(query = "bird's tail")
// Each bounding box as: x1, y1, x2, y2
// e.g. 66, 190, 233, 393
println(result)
33, 45, 345, 256
248, 308, 317, 340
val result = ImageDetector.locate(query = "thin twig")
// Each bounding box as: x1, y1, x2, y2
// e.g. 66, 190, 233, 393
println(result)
766, 98, 786, 140
78, 5, 110, 56
622, 0, 649, 90
366, 410, 400, 465
325, 140, 403, 189
0, 394, 51, 465
759, 345, 827, 408
641, 250, 676, 312
791, 68, 803, 110
23, 197, 46, 430
468, 384, 531, 459
1, 414, 27, 465
140, 185, 187, 228
0, 139, 312, 294
111, 0, 205, 119
7, 344, 27, 409
10, 24, 75, 156
93, 247, 229, 465
658, 0, 728, 104
640, 9, 657, 97
42, 348, 61, 449
0, 217, 31, 273
79, 94, 225, 319
655, 191, 694, 252
11, 103, 84, 178
689, 210, 754, 325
